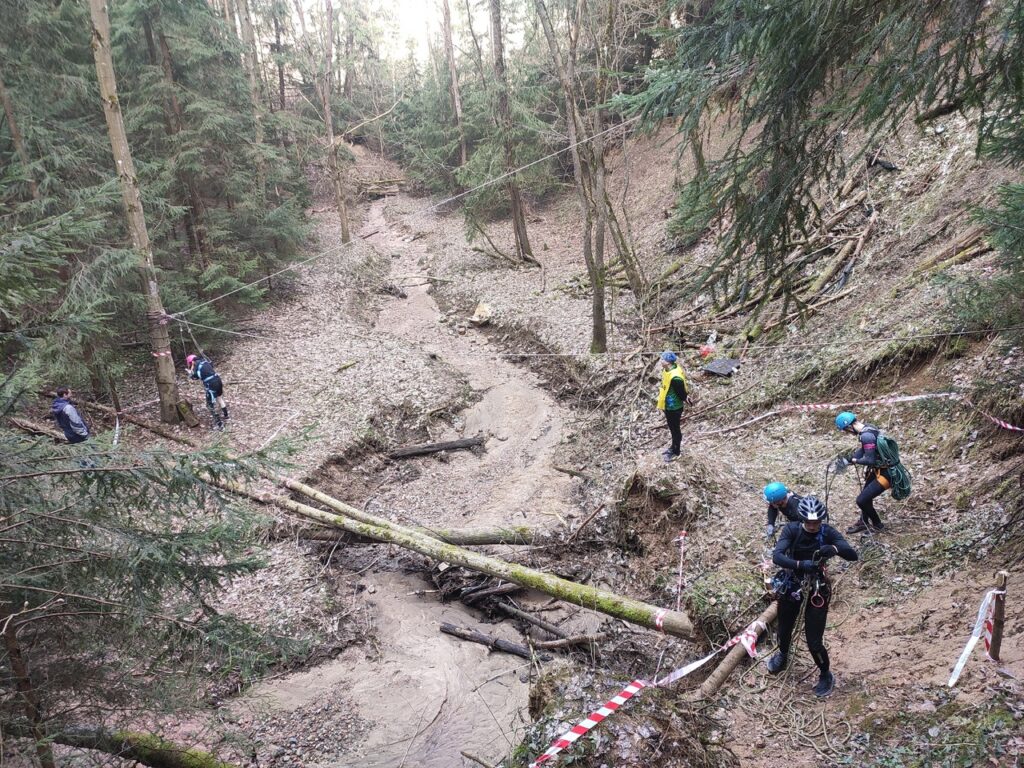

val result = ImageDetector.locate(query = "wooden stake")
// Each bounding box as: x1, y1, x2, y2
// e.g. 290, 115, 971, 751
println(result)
988, 571, 1009, 662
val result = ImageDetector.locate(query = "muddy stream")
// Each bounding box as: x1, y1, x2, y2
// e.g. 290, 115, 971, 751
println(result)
240, 199, 583, 767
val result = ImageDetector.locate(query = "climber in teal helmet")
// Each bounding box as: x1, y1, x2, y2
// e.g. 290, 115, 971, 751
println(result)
763, 482, 804, 539
835, 411, 891, 533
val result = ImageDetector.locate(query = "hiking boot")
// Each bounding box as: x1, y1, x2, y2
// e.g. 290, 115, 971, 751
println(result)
813, 671, 835, 698
846, 520, 867, 534
663, 451, 679, 463
868, 521, 885, 533
214, 421, 224, 432
766, 651, 787, 674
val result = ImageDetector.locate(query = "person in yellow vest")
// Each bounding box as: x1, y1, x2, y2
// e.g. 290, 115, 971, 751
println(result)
656, 350, 689, 462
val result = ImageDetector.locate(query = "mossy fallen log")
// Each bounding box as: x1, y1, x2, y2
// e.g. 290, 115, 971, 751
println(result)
4, 724, 236, 768
221, 479, 695, 639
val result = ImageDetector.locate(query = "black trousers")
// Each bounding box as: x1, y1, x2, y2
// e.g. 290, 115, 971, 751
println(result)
776, 585, 831, 674
664, 408, 683, 455
856, 473, 887, 527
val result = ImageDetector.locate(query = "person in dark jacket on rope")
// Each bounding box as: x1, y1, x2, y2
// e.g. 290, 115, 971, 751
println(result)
763, 481, 804, 538
835, 411, 889, 534
656, 350, 689, 463
769, 496, 858, 698
51, 387, 90, 444
186, 354, 228, 430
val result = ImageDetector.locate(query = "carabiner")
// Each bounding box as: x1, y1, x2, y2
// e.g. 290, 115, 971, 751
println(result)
810, 579, 826, 609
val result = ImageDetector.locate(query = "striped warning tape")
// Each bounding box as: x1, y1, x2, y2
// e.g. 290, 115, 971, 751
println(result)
151, 350, 173, 358
529, 680, 648, 767
692, 391, 1024, 438
528, 620, 764, 767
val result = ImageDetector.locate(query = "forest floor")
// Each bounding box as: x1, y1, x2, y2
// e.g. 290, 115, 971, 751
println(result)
99, 126, 1024, 767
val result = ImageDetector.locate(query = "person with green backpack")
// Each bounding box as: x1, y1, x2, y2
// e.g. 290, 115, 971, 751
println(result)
834, 412, 912, 533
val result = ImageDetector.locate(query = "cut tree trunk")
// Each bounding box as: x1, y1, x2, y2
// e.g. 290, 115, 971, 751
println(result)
388, 436, 485, 459
88, 0, 180, 423
439, 623, 543, 660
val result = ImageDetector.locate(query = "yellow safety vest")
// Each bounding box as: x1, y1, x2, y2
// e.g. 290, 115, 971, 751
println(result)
657, 365, 688, 411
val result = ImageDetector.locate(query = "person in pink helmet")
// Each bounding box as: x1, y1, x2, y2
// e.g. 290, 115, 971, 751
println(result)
186, 354, 228, 430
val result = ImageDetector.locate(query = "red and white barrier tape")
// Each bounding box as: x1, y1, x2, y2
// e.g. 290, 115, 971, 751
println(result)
692, 391, 1024, 438
151, 350, 173, 358
528, 620, 764, 768
948, 589, 1005, 687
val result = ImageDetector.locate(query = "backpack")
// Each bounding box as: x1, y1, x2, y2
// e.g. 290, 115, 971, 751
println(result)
877, 432, 912, 501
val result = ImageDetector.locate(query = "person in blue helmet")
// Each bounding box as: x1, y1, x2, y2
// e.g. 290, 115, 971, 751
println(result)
655, 350, 689, 462
835, 411, 888, 534
770, 496, 858, 698
763, 482, 804, 538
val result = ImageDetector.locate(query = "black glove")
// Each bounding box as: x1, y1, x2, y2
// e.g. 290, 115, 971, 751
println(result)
764, 523, 775, 538
798, 560, 818, 573
817, 544, 839, 559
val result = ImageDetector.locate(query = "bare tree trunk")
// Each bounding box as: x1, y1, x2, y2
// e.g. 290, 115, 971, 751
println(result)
3, 625, 57, 768
534, 0, 606, 351
462, 0, 488, 83
342, 25, 354, 100
234, 0, 267, 198
489, 0, 534, 264
591, 108, 608, 352
274, 11, 287, 111
323, 0, 351, 242
0, 67, 40, 201
88, 0, 179, 423
442, 0, 468, 166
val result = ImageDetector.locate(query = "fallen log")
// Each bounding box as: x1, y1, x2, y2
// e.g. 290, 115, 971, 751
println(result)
439, 622, 546, 660
79, 400, 693, 637
492, 602, 567, 639
532, 634, 605, 650
4, 723, 237, 768
220, 479, 695, 639
462, 582, 522, 604
696, 602, 777, 698
388, 436, 485, 459
288, 524, 536, 546
8, 416, 64, 442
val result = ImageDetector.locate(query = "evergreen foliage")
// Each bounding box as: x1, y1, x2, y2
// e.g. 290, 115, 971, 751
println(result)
0, 401, 291, 743
0, 0, 311, 395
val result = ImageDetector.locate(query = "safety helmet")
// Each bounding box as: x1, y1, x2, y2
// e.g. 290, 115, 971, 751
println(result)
660, 350, 677, 363
835, 411, 856, 430
185, 354, 197, 367
763, 482, 788, 504
796, 495, 828, 523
